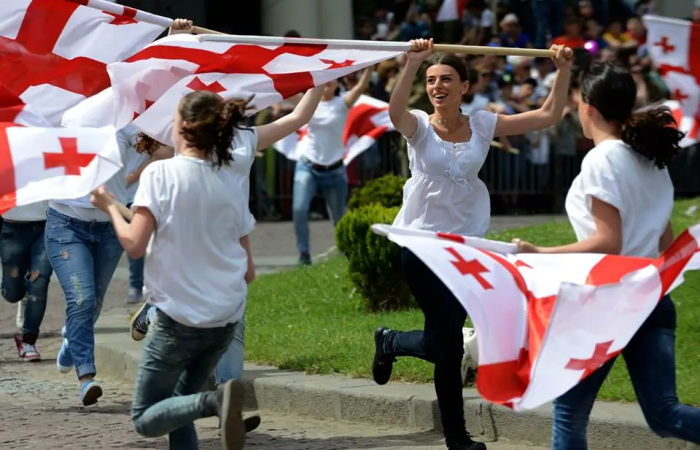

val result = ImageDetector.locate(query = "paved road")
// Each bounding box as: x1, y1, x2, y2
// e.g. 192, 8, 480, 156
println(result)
0, 338, 546, 450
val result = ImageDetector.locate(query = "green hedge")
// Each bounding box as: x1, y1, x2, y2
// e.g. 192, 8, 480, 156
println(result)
347, 174, 407, 211
335, 204, 414, 312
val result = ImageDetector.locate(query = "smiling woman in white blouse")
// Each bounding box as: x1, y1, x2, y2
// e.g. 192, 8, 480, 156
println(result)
370, 39, 572, 450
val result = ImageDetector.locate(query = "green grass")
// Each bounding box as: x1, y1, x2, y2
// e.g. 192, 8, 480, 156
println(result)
246, 198, 700, 405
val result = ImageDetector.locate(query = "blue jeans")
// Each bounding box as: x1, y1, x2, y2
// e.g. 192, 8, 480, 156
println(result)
214, 319, 245, 385
44, 208, 124, 378
131, 310, 236, 449
530, 0, 564, 49
0, 220, 52, 337
292, 158, 348, 255
125, 203, 144, 291
552, 295, 700, 449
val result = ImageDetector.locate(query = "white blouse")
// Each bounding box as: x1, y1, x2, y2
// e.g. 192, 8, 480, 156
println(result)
393, 110, 498, 237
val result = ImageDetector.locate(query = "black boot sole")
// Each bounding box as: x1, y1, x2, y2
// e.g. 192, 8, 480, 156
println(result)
371, 327, 394, 386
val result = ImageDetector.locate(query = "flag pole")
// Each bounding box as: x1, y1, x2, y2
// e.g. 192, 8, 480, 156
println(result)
116, 202, 133, 221
198, 34, 558, 58
64, 0, 225, 34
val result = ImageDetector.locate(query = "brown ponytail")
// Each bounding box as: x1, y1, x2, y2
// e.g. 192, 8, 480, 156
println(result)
135, 132, 162, 155
178, 91, 254, 168
620, 107, 684, 169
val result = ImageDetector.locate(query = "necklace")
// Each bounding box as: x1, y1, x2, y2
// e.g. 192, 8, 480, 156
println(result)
435, 118, 448, 125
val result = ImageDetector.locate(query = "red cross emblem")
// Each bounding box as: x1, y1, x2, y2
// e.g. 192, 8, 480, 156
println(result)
295, 127, 308, 141
446, 247, 494, 290
673, 88, 689, 102
654, 36, 675, 54
186, 77, 227, 96
44, 137, 97, 176
321, 59, 356, 69
565, 341, 620, 380
0, 0, 141, 102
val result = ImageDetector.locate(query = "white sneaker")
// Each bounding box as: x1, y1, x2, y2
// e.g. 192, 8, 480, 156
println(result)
16, 299, 26, 329
461, 328, 479, 385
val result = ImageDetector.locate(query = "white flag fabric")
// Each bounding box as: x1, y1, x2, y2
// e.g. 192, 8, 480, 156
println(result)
644, 15, 700, 144
0, 0, 165, 125
373, 223, 700, 411
63, 34, 405, 146
272, 95, 393, 165
0, 124, 123, 215
437, 0, 468, 22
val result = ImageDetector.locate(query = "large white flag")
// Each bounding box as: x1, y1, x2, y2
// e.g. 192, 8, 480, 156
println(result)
373, 223, 700, 411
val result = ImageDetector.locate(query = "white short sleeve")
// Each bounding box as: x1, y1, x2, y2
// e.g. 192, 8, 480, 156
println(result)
405, 109, 430, 148
132, 163, 163, 224
480, 10, 494, 28
240, 209, 256, 238
579, 150, 625, 214
471, 110, 498, 146
232, 127, 258, 162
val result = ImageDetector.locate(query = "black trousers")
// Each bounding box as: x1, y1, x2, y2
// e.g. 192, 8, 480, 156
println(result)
389, 248, 468, 441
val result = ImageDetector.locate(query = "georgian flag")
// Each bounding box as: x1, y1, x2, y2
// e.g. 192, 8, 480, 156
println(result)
273, 95, 393, 165
0, 124, 123, 214
373, 224, 700, 411
437, 0, 469, 22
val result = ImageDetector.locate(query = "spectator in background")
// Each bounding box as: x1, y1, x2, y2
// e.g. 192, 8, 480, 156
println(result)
578, 0, 595, 22
603, 21, 636, 49
624, 16, 647, 47
553, 17, 587, 49
636, 0, 658, 16
531, 0, 565, 49
499, 13, 532, 48
399, 3, 432, 41
458, 0, 493, 45
355, 17, 373, 40
531, 58, 556, 99
584, 19, 609, 51
689, 0, 700, 24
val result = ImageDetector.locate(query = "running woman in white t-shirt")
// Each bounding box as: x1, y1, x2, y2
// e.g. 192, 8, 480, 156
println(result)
293, 67, 373, 265
513, 61, 700, 448
371, 39, 573, 450
90, 86, 324, 450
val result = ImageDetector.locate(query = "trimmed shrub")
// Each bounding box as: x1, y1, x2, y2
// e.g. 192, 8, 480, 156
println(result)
335, 204, 414, 312
347, 174, 407, 211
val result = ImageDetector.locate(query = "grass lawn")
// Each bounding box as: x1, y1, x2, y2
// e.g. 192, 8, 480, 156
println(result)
245, 198, 700, 405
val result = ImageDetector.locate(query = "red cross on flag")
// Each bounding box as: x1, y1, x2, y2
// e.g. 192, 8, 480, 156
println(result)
372, 223, 700, 411
0, 124, 123, 215
0, 0, 166, 125
644, 15, 700, 140
63, 34, 405, 146
273, 95, 393, 165
437, 0, 469, 22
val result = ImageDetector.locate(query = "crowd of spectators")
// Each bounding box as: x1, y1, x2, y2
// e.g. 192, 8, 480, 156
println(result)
250, 0, 700, 218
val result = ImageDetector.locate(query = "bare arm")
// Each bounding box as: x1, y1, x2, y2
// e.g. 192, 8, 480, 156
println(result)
659, 221, 674, 253
494, 46, 572, 138
105, 206, 156, 259
240, 235, 255, 284
256, 86, 325, 151
344, 67, 373, 108
388, 60, 422, 138
518, 198, 622, 255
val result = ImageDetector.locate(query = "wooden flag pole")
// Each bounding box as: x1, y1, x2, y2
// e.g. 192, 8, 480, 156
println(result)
199, 34, 559, 59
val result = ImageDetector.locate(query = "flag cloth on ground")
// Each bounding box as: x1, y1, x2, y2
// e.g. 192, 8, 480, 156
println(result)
0, 0, 165, 125
64, 34, 404, 146
644, 15, 700, 145
0, 124, 123, 215
372, 223, 700, 411
437, 0, 469, 22
272, 95, 393, 165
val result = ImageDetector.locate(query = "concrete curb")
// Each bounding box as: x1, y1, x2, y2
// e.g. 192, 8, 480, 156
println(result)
94, 310, 694, 450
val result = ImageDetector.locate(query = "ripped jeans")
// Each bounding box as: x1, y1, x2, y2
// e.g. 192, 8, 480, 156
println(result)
0, 220, 52, 339
44, 208, 124, 379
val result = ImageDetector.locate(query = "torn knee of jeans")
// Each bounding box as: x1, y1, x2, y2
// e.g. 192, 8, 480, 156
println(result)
28, 270, 40, 282
60, 250, 69, 260
69, 274, 84, 306
9, 267, 20, 278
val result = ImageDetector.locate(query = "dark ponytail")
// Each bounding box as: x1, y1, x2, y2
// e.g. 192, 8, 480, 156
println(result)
620, 107, 684, 169
178, 91, 254, 168
135, 132, 162, 155
580, 61, 684, 169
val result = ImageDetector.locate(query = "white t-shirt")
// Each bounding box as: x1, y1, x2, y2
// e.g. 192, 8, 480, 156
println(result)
49, 126, 132, 222
565, 140, 673, 258
461, 93, 490, 117
299, 95, 349, 165
393, 110, 498, 237
2, 201, 49, 222
134, 155, 255, 329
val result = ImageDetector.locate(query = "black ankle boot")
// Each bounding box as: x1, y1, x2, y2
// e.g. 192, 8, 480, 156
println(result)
202, 389, 224, 417
372, 327, 396, 385
446, 435, 487, 450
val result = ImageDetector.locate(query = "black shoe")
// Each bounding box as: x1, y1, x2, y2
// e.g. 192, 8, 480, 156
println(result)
298, 253, 312, 266
372, 327, 396, 385
243, 413, 261, 433
446, 436, 487, 450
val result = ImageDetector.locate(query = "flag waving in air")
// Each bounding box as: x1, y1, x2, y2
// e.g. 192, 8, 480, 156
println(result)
373, 223, 700, 411
273, 95, 393, 165
644, 15, 700, 145
0, 124, 123, 215
64, 34, 405, 146
0, 0, 166, 125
